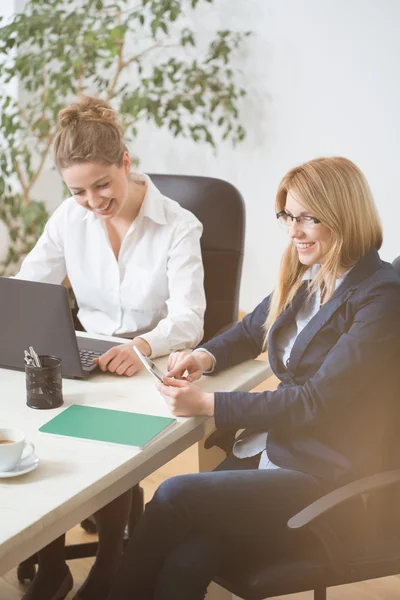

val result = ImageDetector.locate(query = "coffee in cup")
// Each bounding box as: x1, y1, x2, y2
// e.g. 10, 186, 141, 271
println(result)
0, 428, 35, 472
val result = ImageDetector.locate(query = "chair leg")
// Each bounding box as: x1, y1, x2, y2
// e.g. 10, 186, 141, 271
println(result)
127, 484, 144, 538
314, 587, 327, 600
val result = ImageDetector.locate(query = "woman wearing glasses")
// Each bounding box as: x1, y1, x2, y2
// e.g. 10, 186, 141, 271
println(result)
108, 156, 400, 600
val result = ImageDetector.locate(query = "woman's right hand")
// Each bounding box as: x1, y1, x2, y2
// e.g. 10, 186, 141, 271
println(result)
167, 350, 213, 382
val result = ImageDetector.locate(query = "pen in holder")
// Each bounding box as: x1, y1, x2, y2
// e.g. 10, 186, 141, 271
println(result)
25, 355, 63, 410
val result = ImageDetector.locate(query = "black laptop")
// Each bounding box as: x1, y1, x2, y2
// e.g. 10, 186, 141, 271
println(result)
0, 277, 123, 379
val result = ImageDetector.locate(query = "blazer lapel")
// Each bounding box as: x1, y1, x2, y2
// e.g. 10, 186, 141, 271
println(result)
287, 286, 356, 372
267, 283, 308, 374
288, 249, 383, 372
268, 249, 383, 376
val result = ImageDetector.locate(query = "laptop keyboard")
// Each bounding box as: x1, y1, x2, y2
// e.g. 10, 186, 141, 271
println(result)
79, 349, 102, 370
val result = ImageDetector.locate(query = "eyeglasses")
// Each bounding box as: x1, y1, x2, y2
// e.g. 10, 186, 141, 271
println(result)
276, 210, 322, 230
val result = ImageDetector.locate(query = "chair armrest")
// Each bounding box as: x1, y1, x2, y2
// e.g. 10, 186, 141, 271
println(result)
288, 469, 400, 530
203, 429, 237, 454
286, 469, 400, 577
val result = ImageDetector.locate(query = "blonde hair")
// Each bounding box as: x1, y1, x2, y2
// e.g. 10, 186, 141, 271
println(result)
264, 156, 383, 341
53, 96, 127, 170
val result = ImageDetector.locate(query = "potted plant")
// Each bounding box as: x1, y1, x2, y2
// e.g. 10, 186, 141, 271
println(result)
0, 0, 249, 275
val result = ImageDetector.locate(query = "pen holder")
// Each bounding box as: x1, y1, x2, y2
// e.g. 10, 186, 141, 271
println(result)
25, 355, 63, 410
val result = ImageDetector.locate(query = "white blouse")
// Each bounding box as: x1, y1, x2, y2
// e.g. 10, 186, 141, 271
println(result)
15, 175, 206, 358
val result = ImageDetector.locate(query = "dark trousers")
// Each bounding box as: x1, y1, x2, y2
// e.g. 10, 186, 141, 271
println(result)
108, 454, 329, 600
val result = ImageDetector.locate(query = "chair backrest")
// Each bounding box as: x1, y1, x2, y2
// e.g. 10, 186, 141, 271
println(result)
392, 256, 400, 277
149, 174, 245, 343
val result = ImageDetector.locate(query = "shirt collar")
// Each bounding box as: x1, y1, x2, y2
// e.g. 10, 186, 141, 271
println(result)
138, 174, 168, 226
302, 264, 320, 281
302, 263, 353, 290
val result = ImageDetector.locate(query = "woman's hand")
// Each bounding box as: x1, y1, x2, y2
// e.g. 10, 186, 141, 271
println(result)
167, 350, 213, 381
93, 337, 151, 376
156, 377, 214, 417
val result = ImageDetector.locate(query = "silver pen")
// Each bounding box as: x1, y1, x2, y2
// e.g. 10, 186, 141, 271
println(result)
29, 346, 42, 368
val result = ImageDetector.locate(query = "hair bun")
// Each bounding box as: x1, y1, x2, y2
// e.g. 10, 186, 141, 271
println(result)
57, 96, 122, 133
54, 96, 127, 169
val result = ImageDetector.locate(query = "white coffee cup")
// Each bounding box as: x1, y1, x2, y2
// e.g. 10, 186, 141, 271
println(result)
0, 428, 35, 472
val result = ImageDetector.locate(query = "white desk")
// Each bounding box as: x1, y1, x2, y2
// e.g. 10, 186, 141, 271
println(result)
0, 335, 271, 578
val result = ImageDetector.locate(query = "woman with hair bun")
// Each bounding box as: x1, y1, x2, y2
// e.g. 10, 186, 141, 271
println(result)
17, 96, 205, 373
16, 96, 205, 600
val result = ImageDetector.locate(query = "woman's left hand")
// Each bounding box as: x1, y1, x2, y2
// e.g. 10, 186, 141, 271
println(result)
156, 377, 215, 417
93, 338, 151, 376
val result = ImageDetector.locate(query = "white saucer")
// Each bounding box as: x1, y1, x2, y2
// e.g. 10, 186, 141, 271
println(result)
0, 453, 40, 478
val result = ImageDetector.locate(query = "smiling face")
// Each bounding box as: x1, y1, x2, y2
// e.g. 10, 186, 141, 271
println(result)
62, 152, 132, 220
285, 189, 333, 267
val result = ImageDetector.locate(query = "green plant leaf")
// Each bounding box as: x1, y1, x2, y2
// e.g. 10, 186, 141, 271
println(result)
0, 0, 249, 272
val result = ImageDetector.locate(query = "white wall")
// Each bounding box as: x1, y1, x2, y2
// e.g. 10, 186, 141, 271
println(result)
134, 0, 400, 311
4, 0, 400, 310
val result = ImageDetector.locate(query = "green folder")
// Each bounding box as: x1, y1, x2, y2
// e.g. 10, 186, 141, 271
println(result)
39, 404, 176, 448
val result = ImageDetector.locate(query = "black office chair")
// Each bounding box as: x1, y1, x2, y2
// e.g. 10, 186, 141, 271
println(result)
150, 174, 246, 342
17, 174, 246, 583
207, 256, 400, 600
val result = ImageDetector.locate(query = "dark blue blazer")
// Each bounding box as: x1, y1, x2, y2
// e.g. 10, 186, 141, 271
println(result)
202, 250, 400, 484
